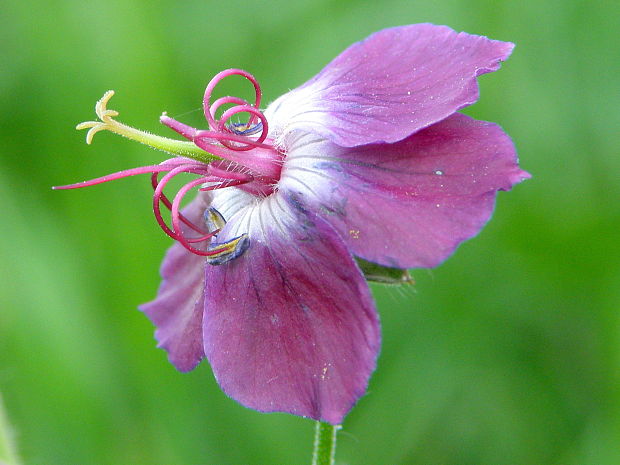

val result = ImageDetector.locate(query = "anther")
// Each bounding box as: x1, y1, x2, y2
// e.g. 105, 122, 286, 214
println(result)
206, 234, 250, 265
204, 208, 227, 232
227, 121, 263, 136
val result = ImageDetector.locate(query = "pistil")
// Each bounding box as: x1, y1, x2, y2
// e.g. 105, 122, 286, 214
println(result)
76, 90, 218, 164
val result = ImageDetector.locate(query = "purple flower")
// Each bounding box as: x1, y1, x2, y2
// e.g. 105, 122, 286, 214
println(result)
57, 24, 529, 424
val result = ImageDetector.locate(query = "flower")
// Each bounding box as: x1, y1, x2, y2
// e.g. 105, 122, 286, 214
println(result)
56, 24, 529, 425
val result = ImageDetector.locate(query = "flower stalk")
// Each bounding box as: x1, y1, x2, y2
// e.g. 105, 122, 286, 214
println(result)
0, 394, 21, 465
311, 422, 340, 465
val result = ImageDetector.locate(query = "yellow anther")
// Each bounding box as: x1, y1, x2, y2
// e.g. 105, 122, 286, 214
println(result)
205, 207, 227, 231
206, 234, 250, 265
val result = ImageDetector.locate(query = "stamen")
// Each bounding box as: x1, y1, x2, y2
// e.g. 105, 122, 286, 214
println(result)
203, 69, 262, 129
160, 69, 283, 183
217, 104, 269, 149
202, 207, 251, 265
152, 165, 253, 257
53, 164, 174, 190
201, 69, 269, 151
198, 177, 253, 192
151, 164, 213, 242
164, 126, 273, 151
150, 171, 205, 236
209, 96, 248, 131
206, 234, 250, 265
54, 156, 254, 258
192, 135, 282, 181
159, 115, 198, 140
207, 163, 254, 183
204, 208, 227, 232
170, 178, 219, 255
227, 121, 263, 136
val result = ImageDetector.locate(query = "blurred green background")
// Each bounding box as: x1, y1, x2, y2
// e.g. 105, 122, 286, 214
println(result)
1, 0, 619, 464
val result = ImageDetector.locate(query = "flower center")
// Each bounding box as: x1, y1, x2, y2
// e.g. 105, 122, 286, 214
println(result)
161, 68, 285, 193
55, 69, 284, 262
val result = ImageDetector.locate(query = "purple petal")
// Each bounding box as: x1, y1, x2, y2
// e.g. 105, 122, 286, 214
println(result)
202, 196, 380, 424
139, 194, 209, 372
280, 113, 530, 268
265, 24, 514, 147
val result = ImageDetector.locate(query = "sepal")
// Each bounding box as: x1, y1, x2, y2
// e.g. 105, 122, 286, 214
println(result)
356, 257, 414, 285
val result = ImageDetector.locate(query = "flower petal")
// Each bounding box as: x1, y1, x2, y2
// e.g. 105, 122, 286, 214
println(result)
265, 24, 514, 147
209, 186, 256, 221
139, 194, 209, 372
139, 188, 255, 372
280, 113, 530, 268
202, 195, 380, 424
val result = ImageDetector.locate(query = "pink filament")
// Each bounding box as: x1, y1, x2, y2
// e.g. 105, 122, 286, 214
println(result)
151, 164, 212, 242
52, 164, 176, 190
57, 68, 277, 256
54, 157, 253, 257
201, 69, 269, 152
169, 178, 219, 255
160, 68, 282, 183
203, 69, 262, 129
207, 163, 254, 182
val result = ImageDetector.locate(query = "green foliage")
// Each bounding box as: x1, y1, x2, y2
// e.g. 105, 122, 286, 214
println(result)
1, 0, 619, 463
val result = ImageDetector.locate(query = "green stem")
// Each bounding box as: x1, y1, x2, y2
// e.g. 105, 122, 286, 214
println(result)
311, 421, 340, 465
0, 394, 21, 465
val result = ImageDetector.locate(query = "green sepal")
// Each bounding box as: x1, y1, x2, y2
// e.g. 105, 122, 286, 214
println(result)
355, 257, 414, 285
